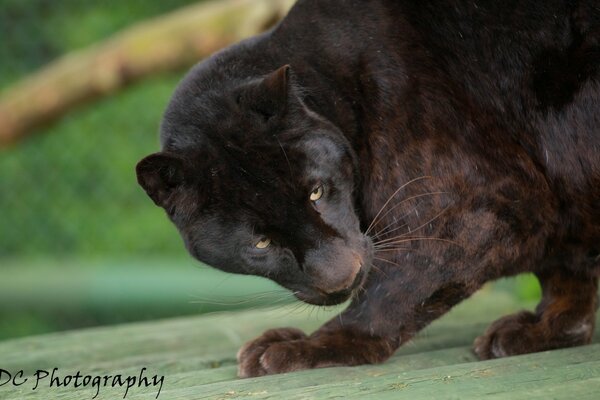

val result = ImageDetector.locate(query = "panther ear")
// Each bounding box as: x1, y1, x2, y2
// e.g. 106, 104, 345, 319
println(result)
244, 65, 291, 120
262, 64, 290, 104
136, 152, 186, 208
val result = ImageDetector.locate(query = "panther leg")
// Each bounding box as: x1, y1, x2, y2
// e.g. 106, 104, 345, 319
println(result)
474, 270, 597, 359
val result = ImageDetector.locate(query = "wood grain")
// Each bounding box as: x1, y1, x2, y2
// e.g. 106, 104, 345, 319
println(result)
0, 289, 598, 399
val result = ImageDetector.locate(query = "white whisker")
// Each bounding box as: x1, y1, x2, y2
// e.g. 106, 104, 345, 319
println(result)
374, 236, 460, 247
374, 257, 403, 268
365, 176, 433, 235
373, 206, 452, 246
372, 191, 448, 238
374, 247, 411, 253
188, 289, 295, 308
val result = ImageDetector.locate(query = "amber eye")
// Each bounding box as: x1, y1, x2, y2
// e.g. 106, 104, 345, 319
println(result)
310, 185, 323, 202
255, 237, 271, 249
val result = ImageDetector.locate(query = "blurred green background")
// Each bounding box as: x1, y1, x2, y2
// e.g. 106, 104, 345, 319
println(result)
0, 0, 539, 341
0, 0, 291, 340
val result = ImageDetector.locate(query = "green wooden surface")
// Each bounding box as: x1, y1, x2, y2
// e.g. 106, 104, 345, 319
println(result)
1, 289, 599, 399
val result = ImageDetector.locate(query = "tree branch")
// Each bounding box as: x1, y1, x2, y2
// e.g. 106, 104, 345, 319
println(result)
0, 0, 294, 147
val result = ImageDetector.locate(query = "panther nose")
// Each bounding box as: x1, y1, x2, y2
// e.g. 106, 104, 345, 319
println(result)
317, 251, 363, 295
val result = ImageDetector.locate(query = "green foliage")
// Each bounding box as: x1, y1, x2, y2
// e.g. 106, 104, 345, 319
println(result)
0, 74, 188, 256
493, 274, 541, 303
0, 0, 205, 257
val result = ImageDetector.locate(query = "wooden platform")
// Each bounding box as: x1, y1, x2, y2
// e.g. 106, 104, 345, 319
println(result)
1, 289, 599, 399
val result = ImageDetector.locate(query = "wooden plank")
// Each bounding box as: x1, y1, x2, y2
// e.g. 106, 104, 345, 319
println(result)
137, 345, 600, 399
1, 289, 597, 400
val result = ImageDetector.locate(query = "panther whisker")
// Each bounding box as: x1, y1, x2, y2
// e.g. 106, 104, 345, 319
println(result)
372, 206, 452, 246
374, 236, 461, 248
372, 204, 418, 240
371, 191, 448, 239
365, 176, 433, 235
352, 284, 368, 301
280, 300, 308, 318
189, 289, 289, 301
188, 289, 295, 307
373, 257, 403, 268
373, 211, 419, 241
374, 220, 411, 240
374, 247, 411, 253
275, 135, 293, 178
369, 263, 384, 273
366, 262, 389, 279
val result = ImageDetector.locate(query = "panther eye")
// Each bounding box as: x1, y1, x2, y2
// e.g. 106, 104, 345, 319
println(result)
310, 185, 323, 202
255, 237, 271, 249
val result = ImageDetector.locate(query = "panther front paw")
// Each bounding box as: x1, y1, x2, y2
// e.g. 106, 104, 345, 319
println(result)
237, 327, 310, 377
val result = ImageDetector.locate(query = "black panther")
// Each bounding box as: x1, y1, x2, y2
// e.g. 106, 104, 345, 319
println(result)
137, 0, 600, 377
